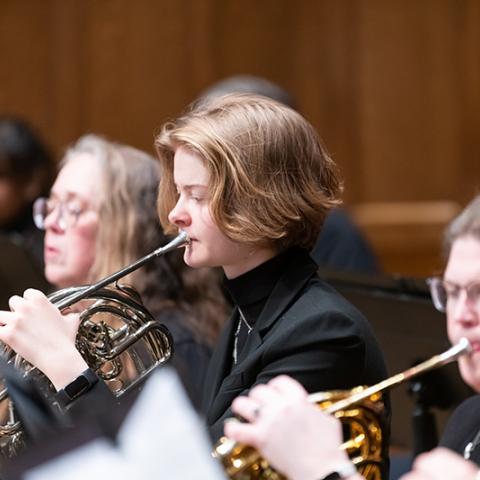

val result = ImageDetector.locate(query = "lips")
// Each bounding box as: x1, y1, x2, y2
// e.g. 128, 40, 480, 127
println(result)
470, 341, 480, 353
44, 245, 60, 260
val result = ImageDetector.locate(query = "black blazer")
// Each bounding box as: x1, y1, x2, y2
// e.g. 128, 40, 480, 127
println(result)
202, 250, 389, 441
440, 394, 480, 465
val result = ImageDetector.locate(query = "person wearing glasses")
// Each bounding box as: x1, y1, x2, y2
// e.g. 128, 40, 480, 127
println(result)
225, 195, 480, 480
2, 134, 228, 403
427, 195, 480, 464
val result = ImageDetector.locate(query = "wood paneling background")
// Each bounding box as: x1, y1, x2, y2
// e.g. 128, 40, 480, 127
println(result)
1, 0, 479, 275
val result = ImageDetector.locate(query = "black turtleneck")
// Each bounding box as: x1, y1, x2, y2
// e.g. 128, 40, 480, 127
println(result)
223, 248, 302, 366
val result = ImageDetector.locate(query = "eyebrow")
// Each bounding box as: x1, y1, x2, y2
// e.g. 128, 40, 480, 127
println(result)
175, 184, 208, 191
49, 190, 91, 203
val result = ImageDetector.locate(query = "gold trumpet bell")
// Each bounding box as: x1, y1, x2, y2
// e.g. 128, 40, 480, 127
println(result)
216, 441, 286, 480
214, 339, 471, 480
315, 388, 384, 480
214, 388, 385, 480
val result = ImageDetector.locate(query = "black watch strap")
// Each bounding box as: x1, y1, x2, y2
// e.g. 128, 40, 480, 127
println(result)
321, 473, 341, 480
56, 368, 99, 406
318, 461, 357, 480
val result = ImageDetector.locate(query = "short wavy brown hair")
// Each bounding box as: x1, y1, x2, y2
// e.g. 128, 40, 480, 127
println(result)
155, 94, 343, 252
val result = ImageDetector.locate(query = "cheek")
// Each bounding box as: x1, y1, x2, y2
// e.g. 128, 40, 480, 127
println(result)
459, 356, 480, 392
197, 207, 223, 239
446, 314, 456, 340
64, 224, 98, 277
200, 205, 216, 227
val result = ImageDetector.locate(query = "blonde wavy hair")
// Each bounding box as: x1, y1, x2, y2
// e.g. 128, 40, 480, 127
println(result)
155, 94, 342, 252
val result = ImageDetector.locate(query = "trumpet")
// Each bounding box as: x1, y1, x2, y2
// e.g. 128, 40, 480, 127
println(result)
0, 231, 189, 458
214, 337, 472, 480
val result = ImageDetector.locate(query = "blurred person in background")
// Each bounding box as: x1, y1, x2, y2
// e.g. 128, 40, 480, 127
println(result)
0, 116, 54, 268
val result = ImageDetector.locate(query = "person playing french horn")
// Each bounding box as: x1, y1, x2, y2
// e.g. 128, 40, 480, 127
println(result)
0, 135, 228, 405
0, 95, 389, 473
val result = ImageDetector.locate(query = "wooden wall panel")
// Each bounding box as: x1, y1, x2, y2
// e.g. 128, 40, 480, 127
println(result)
294, 1, 363, 203
458, 0, 480, 203
357, 0, 463, 202
1, 0, 479, 275
0, 1, 55, 144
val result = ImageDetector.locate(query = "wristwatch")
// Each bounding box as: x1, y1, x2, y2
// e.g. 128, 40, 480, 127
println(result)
56, 368, 99, 405
319, 461, 357, 479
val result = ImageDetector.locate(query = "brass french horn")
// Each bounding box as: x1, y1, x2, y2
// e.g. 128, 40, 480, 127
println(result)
213, 337, 471, 480
0, 231, 189, 458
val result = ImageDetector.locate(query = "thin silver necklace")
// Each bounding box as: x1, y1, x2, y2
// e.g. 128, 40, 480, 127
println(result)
232, 308, 253, 365
464, 428, 480, 460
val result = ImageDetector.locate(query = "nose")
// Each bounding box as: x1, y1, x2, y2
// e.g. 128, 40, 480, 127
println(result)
451, 290, 479, 328
43, 204, 65, 233
168, 197, 191, 229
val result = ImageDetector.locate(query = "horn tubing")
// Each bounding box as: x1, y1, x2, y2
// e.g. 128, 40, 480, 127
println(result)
216, 338, 471, 459
316, 337, 471, 414
54, 231, 189, 311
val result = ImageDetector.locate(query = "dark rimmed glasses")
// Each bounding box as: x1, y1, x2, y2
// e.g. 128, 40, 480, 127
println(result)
33, 196, 89, 231
427, 276, 480, 313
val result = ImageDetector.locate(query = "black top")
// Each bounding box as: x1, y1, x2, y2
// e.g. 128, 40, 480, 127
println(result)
440, 394, 480, 466
202, 248, 390, 477
312, 208, 379, 274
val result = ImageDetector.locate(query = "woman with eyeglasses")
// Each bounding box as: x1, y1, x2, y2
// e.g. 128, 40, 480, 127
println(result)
223, 195, 480, 480
7, 134, 228, 403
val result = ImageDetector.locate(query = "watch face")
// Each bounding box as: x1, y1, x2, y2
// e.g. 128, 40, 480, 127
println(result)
64, 375, 90, 399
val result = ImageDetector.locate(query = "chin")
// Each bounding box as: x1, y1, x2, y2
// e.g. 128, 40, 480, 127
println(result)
183, 251, 212, 269
460, 363, 480, 393
45, 270, 69, 289
184, 258, 210, 269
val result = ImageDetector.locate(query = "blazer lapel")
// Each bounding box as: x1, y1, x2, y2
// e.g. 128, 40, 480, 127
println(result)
202, 313, 236, 414
205, 250, 318, 423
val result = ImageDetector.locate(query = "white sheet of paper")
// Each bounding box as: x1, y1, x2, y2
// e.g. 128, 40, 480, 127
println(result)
24, 368, 226, 479
117, 367, 226, 479
25, 438, 134, 480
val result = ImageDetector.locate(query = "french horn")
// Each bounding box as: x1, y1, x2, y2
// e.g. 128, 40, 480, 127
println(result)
0, 231, 189, 458
213, 337, 471, 480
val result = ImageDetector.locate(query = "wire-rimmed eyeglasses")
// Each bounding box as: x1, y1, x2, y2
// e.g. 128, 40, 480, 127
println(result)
33, 196, 90, 231
427, 276, 480, 313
